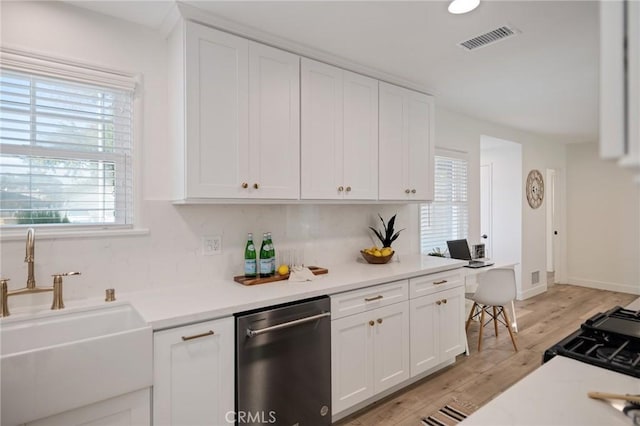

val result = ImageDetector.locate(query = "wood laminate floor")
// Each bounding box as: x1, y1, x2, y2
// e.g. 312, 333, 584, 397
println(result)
335, 284, 638, 426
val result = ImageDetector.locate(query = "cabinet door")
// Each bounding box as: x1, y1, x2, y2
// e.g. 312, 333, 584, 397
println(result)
379, 82, 434, 201
248, 42, 300, 199
343, 70, 378, 200
331, 312, 374, 414
378, 82, 408, 200
372, 301, 410, 393
185, 22, 249, 199
407, 91, 434, 201
27, 389, 150, 426
153, 317, 234, 426
301, 58, 344, 199
409, 294, 440, 377
438, 286, 466, 360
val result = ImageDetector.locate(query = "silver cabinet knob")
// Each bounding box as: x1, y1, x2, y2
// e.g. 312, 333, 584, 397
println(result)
338, 186, 344, 192
405, 189, 411, 194
411, 189, 416, 194
346, 186, 351, 192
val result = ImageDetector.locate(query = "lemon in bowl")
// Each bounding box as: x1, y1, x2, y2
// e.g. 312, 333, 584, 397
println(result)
361, 246, 394, 264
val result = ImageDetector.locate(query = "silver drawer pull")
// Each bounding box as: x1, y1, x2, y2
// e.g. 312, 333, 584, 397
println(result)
246, 312, 330, 338
181, 330, 214, 341
364, 295, 384, 302
433, 280, 448, 285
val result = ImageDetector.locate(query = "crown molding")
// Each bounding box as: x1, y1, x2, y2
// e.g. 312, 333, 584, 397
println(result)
166, 1, 434, 96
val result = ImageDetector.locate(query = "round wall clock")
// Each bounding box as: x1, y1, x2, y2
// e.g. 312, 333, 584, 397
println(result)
526, 169, 544, 209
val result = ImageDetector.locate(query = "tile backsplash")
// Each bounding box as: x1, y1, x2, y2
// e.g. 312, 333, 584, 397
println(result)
0, 201, 418, 306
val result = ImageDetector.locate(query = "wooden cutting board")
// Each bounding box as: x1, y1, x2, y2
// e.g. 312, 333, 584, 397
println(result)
233, 266, 328, 286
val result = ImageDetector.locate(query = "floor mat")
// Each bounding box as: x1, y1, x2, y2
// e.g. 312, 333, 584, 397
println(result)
421, 399, 477, 426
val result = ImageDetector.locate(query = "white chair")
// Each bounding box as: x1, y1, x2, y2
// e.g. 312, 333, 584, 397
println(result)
465, 268, 518, 352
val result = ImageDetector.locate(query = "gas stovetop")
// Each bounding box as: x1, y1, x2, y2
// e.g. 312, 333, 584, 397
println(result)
543, 306, 640, 378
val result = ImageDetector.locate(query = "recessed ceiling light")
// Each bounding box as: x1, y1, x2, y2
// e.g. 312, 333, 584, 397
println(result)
448, 0, 480, 14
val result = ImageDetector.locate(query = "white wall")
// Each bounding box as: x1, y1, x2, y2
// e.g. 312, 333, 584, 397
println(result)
436, 107, 567, 299
566, 143, 640, 294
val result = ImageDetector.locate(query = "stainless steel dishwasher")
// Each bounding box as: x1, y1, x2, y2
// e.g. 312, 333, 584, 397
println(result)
235, 296, 331, 426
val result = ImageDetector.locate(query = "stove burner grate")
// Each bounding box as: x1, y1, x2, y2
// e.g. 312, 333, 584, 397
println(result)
595, 346, 635, 367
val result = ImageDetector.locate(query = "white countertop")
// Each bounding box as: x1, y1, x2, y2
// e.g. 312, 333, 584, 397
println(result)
121, 254, 465, 330
461, 296, 640, 426
461, 356, 640, 426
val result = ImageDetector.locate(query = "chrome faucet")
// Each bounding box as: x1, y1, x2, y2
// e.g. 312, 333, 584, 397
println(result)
25, 227, 36, 288
0, 228, 81, 317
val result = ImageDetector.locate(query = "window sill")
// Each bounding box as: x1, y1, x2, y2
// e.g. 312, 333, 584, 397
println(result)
0, 227, 150, 241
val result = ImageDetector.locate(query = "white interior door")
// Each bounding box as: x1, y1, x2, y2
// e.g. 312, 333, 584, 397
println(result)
480, 163, 493, 259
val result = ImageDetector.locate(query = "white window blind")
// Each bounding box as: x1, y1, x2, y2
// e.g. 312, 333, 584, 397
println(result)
0, 67, 133, 227
420, 154, 469, 254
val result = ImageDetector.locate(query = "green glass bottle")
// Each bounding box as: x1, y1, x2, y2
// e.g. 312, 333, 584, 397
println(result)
259, 232, 271, 277
267, 232, 275, 275
244, 233, 257, 278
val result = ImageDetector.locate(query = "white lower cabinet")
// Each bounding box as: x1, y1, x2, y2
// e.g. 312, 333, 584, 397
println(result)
331, 284, 410, 415
410, 286, 466, 377
331, 271, 466, 417
26, 389, 151, 426
153, 317, 234, 426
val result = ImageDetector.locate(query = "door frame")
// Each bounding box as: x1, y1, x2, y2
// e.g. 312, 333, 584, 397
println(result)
480, 163, 493, 259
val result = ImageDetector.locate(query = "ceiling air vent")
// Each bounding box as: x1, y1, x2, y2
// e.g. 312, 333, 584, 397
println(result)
458, 25, 520, 51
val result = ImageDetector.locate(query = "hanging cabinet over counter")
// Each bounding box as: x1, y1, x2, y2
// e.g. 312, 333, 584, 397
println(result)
169, 20, 300, 201
301, 58, 379, 200
168, 19, 433, 203
379, 82, 434, 202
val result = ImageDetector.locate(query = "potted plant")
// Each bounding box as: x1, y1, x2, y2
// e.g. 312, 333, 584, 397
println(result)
428, 247, 446, 257
369, 213, 403, 248
362, 214, 404, 264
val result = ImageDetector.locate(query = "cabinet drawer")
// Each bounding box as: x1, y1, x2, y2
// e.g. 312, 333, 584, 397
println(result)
331, 280, 408, 320
409, 270, 463, 299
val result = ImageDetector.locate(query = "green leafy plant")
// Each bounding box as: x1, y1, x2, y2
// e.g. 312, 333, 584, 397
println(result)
15, 210, 70, 224
428, 247, 446, 257
369, 214, 404, 248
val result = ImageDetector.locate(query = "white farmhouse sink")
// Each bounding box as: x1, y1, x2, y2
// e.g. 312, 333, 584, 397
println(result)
1, 303, 152, 426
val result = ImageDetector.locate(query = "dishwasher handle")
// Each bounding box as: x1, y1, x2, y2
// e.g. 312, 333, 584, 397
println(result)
246, 312, 331, 338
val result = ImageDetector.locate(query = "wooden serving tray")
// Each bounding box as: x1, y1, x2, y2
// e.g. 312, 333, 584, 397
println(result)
234, 266, 328, 286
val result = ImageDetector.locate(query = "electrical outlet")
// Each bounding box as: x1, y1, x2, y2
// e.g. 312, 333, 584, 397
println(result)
202, 235, 222, 255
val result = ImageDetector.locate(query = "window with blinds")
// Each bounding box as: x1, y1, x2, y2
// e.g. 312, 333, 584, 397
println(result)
0, 67, 133, 228
420, 154, 468, 254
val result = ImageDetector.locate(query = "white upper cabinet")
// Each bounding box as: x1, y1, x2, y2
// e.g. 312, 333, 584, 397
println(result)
379, 82, 434, 201
301, 58, 378, 200
343, 71, 379, 199
170, 20, 436, 202
248, 42, 300, 199
600, 0, 640, 177
170, 20, 300, 201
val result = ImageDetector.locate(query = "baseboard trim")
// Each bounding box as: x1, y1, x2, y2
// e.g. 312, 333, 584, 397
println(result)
567, 278, 640, 295
517, 284, 547, 300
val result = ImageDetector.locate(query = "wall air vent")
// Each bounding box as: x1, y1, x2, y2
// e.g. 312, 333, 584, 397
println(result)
458, 25, 520, 51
